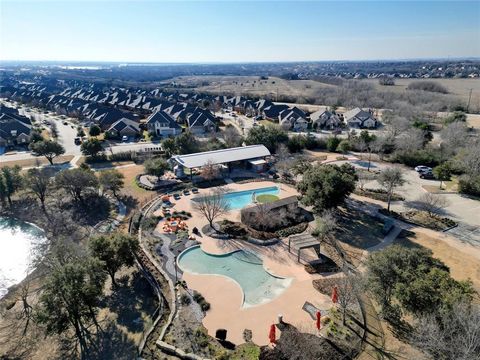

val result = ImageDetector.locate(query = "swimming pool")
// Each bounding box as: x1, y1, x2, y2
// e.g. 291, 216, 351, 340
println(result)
194, 186, 279, 210
178, 246, 291, 307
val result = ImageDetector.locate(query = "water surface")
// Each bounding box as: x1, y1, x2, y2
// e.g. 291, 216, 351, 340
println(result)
0, 217, 46, 299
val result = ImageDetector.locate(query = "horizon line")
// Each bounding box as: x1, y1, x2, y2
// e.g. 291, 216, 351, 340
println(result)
1, 56, 480, 66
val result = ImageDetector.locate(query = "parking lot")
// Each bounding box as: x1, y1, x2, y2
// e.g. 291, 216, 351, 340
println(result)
339, 158, 480, 246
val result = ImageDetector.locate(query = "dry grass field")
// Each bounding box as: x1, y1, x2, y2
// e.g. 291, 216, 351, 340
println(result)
170, 75, 334, 99
171, 75, 480, 113
363, 78, 480, 110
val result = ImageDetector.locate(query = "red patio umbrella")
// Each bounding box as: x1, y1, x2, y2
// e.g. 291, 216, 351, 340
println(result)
331, 285, 339, 304
316, 310, 321, 330
269, 324, 276, 344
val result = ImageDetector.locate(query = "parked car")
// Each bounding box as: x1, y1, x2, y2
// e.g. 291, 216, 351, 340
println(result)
415, 165, 432, 173
419, 171, 434, 179
122, 135, 129, 142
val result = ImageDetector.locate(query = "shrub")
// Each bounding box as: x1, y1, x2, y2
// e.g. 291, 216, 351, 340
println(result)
393, 149, 441, 167
407, 81, 448, 94
458, 175, 480, 197
275, 222, 308, 238
326, 137, 341, 152
337, 139, 351, 153
193, 291, 211, 311
108, 151, 135, 162
180, 293, 191, 305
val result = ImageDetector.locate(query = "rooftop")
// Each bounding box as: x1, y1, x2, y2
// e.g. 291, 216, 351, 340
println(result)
172, 144, 270, 169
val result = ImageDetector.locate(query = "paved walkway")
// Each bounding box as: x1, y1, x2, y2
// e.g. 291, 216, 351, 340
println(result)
357, 296, 385, 360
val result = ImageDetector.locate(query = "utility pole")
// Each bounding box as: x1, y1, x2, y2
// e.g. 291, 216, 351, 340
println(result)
467, 88, 473, 113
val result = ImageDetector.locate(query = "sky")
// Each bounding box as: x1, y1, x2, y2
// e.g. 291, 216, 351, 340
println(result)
1, 0, 479, 63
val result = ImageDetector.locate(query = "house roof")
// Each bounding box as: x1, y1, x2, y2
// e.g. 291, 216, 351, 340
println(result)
187, 107, 216, 128
172, 144, 270, 169
344, 107, 374, 122
146, 110, 181, 129
108, 118, 140, 133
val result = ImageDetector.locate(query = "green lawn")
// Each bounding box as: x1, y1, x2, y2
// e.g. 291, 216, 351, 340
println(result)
256, 194, 279, 203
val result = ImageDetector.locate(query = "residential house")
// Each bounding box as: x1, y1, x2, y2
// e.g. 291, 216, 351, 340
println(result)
146, 110, 181, 137
0, 106, 32, 147
311, 110, 343, 130
278, 107, 309, 132
344, 108, 377, 128
107, 118, 141, 138
262, 104, 289, 121
186, 107, 217, 134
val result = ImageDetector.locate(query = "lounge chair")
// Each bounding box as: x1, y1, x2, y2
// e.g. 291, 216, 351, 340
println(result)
183, 189, 190, 196
192, 188, 199, 194
173, 193, 181, 200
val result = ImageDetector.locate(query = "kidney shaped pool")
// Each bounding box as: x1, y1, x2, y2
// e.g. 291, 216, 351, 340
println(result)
178, 246, 291, 307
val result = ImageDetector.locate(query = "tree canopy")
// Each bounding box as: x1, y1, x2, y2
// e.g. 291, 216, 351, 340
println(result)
0, 165, 22, 206
81, 138, 103, 158
144, 157, 169, 180
55, 168, 99, 203
245, 125, 288, 152
36, 255, 106, 358
89, 233, 139, 287
29, 140, 65, 165
98, 169, 124, 197
296, 163, 357, 212
366, 245, 474, 317
25, 168, 52, 209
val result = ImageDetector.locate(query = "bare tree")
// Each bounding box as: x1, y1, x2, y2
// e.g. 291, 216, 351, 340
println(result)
411, 302, 480, 360
25, 168, 53, 211
222, 125, 242, 148
414, 193, 449, 218
394, 128, 424, 153
336, 272, 360, 326
200, 160, 220, 183
461, 140, 480, 177
311, 210, 338, 263
356, 169, 377, 192
441, 121, 469, 155
192, 188, 230, 229
377, 167, 406, 212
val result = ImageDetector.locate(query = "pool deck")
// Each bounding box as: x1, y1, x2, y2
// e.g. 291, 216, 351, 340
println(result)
154, 181, 333, 346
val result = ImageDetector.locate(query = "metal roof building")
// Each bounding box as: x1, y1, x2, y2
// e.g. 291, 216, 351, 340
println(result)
171, 144, 270, 169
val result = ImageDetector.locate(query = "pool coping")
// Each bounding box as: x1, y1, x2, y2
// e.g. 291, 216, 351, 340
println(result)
176, 244, 292, 308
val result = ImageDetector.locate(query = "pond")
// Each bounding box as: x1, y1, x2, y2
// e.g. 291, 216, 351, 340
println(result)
0, 217, 46, 299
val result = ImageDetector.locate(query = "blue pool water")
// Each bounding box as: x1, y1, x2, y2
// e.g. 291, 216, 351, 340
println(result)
196, 186, 279, 210
178, 246, 291, 307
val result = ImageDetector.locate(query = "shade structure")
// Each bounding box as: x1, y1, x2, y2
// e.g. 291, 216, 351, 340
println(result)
316, 311, 321, 330
331, 285, 339, 304
269, 324, 276, 344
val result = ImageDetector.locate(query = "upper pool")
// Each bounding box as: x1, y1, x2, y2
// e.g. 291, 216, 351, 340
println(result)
178, 246, 291, 307
194, 186, 279, 210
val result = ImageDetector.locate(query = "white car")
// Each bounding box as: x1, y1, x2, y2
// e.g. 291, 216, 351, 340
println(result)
122, 135, 129, 142
415, 165, 432, 173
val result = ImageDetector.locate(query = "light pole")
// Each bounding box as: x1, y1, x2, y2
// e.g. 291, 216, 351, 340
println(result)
174, 255, 178, 284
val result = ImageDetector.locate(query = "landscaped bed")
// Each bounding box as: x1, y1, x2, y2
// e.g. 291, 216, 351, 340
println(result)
354, 188, 405, 202
379, 209, 457, 231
